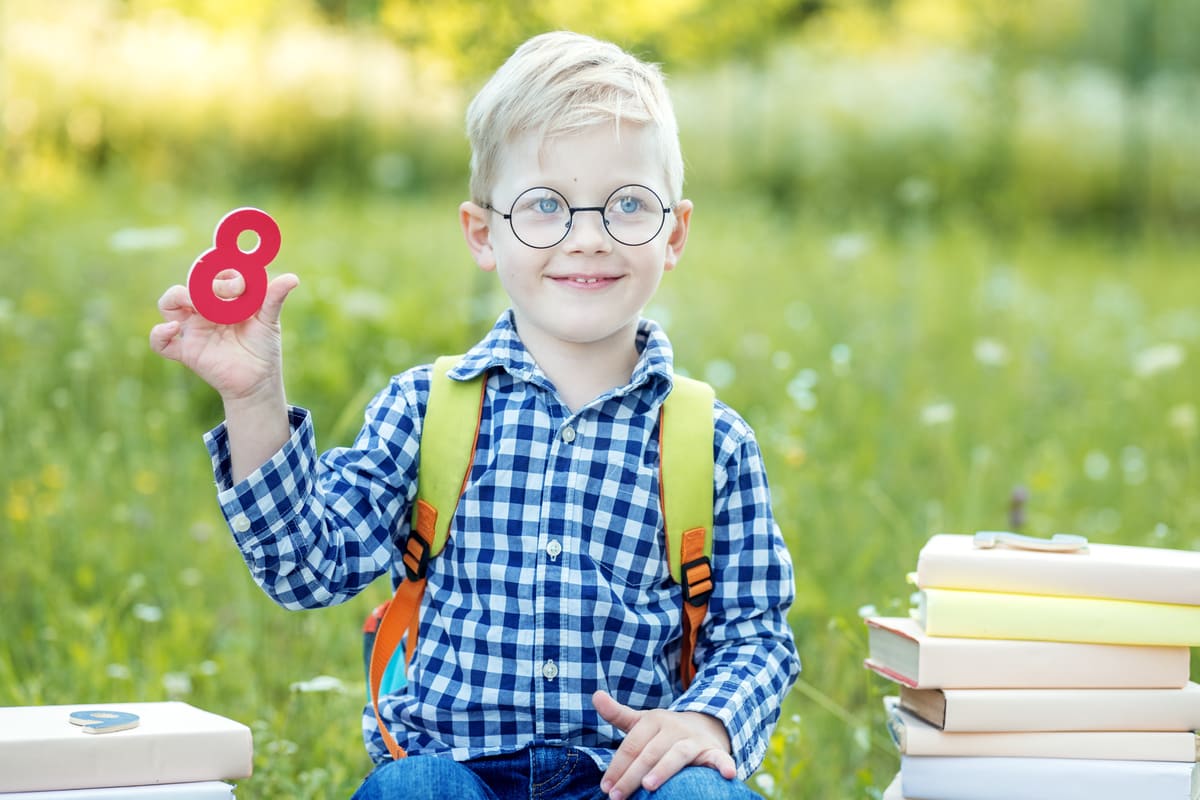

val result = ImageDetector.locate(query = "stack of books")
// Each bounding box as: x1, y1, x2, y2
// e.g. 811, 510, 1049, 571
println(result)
0, 702, 252, 798
865, 532, 1200, 800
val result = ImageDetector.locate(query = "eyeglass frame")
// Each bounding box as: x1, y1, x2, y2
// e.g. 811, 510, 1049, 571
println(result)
483, 183, 675, 249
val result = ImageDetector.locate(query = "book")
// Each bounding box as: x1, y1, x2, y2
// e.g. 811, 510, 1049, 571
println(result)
885, 696, 1200, 761
0, 782, 234, 799
899, 754, 1199, 800
863, 616, 1189, 689
915, 587, 1200, 646
916, 533, 1200, 605
881, 774, 909, 800
901, 682, 1200, 732
0, 703, 252, 793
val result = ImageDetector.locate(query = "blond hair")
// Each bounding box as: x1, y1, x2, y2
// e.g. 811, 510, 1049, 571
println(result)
465, 31, 684, 206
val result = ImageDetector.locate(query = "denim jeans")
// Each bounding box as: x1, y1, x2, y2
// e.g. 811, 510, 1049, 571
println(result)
350, 745, 763, 800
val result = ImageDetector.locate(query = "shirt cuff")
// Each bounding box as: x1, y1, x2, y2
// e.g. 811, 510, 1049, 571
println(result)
203, 406, 313, 545
670, 672, 765, 781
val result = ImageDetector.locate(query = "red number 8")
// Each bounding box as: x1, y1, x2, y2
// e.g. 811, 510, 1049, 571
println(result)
187, 207, 281, 325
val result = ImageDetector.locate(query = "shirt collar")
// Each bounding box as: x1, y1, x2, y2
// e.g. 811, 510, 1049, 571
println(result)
449, 310, 676, 399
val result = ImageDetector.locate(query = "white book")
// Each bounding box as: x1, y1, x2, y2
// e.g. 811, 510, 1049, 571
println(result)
886, 697, 1199, 762
900, 755, 1199, 800
901, 682, 1200, 732
0, 782, 234, 799
0, 703, 252, 793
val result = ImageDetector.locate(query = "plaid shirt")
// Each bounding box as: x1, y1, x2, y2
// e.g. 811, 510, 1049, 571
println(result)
205, 312, 799, 779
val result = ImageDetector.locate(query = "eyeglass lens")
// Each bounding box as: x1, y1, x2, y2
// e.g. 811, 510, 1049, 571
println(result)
506, 184, 668, 248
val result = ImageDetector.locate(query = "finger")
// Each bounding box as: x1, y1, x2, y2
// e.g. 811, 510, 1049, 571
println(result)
592, 690, 642, 734
258, 273, 299, 325
609, 729, 676, 800
600, 711, 657, 799
212, 270, 246, 300
157, 285, 193, 320
149, 320, 183, 361
638, 738, 704, 794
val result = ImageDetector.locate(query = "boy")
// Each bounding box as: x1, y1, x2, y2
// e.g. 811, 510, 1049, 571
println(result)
150, 31, 799, 800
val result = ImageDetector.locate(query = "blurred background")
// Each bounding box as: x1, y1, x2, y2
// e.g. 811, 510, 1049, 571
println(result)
3, 1, 1198, 797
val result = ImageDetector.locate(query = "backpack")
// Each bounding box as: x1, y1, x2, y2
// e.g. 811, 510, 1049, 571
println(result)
362, 356, 716, 760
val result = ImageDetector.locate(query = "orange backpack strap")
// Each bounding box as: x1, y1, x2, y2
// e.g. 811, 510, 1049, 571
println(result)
369, 356, 485, 760
659, 374, 716, 690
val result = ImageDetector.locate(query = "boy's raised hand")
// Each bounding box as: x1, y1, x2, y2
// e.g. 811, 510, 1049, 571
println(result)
149, 271, 299, 402
593, 689, 736, 800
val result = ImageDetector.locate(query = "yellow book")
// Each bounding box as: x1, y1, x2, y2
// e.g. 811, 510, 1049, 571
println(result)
915, 587, 1200, 646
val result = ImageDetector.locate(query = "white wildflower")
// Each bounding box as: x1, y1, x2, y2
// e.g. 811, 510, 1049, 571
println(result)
973, 338, 1009, 366
132, 603, 163, 623
1133, 343, 1185, 378
290, 675, 348, 694
1083, 450, 1110, 481
920, 402, 955, 426
162, 672, 192, 698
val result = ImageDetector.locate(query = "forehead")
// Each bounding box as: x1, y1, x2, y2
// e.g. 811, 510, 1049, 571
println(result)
495, 122, 670, 198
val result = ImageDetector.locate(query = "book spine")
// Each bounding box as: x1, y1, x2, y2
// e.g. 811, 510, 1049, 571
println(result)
916, 541, 1200, 606
933, 686, 1200, 732
900, 756, 1195, 800
920, 588, 1200, 646
904, 728, 1197, 762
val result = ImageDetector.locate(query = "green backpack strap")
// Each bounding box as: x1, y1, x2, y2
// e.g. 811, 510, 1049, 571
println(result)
659, 373, 716, 690
661, 374, 716, 582
406, 355, 485, 574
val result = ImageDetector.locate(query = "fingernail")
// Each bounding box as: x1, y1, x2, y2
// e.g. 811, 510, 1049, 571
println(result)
609, 792, 623, 800
600, 780, 611, 793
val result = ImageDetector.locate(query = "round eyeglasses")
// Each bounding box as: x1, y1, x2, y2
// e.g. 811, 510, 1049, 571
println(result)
485, 184, 672, 249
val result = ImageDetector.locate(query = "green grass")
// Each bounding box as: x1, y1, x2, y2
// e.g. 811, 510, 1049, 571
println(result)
2, 175, 1198, 798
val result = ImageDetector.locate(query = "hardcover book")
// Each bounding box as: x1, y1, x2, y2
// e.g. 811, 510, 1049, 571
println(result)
915, 587, 1200, 646
901, 682, 1200, 732
885, 697, 1200, 762
864, 616, 1190, 689
0, 703, 252, 793
899, 754, 1200, 800
916, 533, 1200, 605
0, 782, 235, 799
881, 774, 909, 800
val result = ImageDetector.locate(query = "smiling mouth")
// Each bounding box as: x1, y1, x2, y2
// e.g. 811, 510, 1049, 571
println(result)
554, 275, 618, 286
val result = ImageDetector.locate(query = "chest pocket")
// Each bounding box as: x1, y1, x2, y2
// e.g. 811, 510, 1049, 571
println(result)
584, 457, 668, 592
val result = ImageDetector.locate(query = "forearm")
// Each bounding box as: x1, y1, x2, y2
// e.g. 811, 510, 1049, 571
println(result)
223, 383, 290, 484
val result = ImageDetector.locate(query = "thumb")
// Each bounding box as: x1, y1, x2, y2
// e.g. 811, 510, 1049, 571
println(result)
592, 690, 642, 734
259, 273, 300, 325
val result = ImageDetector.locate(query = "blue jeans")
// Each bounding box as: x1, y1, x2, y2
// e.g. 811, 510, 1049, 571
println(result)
350, 745, 763, 800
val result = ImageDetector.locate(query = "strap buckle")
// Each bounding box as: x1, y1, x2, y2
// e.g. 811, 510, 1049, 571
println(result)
403, 532, 432, 582
681, 555, 713, 608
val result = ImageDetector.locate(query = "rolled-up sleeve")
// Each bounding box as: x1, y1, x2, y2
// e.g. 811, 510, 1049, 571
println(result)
202, 372, 428, 609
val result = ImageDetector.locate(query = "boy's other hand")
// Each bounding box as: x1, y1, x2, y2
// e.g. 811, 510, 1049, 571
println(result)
149, 272, 299, 403
592, 689, 735, 800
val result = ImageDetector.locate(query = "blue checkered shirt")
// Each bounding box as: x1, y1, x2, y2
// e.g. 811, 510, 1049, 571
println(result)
205, 312, 799, 779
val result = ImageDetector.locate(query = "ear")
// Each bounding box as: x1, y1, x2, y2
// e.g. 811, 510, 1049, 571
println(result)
663, 199, 692, 272
460, 201, 496, 272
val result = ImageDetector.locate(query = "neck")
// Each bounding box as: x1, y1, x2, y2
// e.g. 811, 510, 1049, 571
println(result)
520, 325, 640, 413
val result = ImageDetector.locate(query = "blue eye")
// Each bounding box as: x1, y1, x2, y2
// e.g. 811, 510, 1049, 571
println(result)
616, 196, 642, 214
536, 197, 560, 214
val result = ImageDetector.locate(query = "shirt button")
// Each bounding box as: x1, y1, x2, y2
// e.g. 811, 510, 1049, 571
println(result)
561, 425, 576, 444
542, 659, 559, 681
230, 514, 251, 533
546, 540, 562, 560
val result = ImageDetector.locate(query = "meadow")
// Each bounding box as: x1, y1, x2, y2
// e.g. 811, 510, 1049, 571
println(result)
3, 2, 1200, 797
3, 172, 1198, 797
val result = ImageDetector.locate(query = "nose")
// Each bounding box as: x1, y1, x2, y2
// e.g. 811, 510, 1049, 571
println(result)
562, 208, 611, 252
